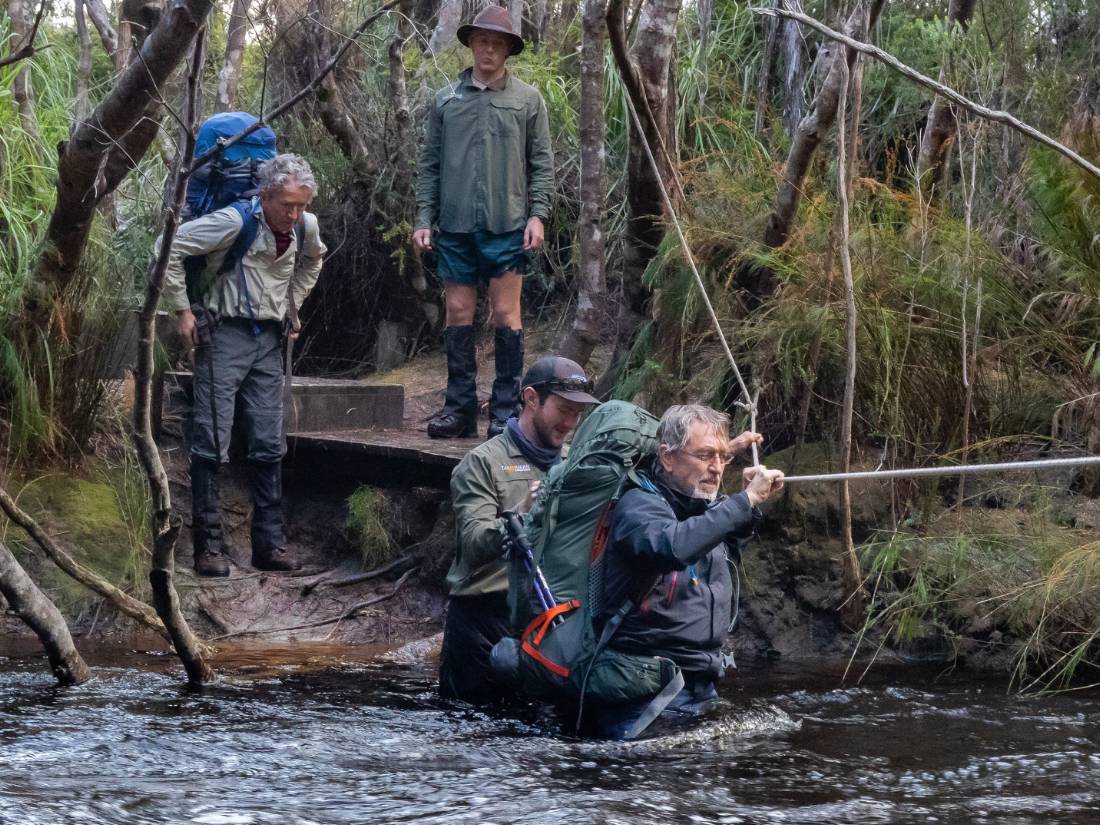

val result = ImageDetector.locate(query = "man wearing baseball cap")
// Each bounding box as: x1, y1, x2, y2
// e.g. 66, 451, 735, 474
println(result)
413, 6, 555, 440
440, 356, 599, 703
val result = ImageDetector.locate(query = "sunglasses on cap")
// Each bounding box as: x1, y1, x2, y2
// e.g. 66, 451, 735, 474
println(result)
526, 377, 595, 395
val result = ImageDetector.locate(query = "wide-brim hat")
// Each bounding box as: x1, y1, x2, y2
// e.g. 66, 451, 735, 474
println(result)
521, 356, 600, 405
457, 5, 525, 56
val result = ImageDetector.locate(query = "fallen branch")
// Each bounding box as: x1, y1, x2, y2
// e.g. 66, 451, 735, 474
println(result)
0, 485, 169, 641
0, 540, 91, 685
189, 0, 400, 173
196, 595, 233, 636
212, 567, 419, 640
0, 0, 47, 68
753, 4, 1100, 182
300, 553, 414, 596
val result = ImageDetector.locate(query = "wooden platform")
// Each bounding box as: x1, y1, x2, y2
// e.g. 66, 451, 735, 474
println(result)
164, 371, 484, 488
287, 428, 481, 487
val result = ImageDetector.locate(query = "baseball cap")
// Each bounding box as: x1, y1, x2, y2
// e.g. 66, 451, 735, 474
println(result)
521, 356, 600, 404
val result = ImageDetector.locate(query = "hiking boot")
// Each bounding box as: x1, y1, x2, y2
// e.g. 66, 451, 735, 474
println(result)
191, 455, 228, 576
248, 458, 286, 554
194, 548, 230, 577
429, 412, 478, 438
429, 325, 478, 439
487, 327, 523, 440
251, 546, 303, 572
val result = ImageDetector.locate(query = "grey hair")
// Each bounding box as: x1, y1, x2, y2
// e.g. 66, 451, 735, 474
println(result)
657, 404, 730, 452
257, 153, 318, 196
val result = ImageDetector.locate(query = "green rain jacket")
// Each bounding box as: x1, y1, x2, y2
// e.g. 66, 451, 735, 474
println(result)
415, 68, 555, 234
446, 428, 546, 598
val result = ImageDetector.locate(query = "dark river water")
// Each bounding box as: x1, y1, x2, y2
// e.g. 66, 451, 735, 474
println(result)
1, 643, 1098, 824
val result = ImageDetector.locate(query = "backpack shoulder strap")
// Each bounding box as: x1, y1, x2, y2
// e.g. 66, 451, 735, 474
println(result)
292, 217, 306, 276
217, 200, 261, 275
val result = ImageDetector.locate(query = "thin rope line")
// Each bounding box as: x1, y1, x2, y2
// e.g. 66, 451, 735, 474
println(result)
783, 455, 1100, 484
620, 92, 760, 464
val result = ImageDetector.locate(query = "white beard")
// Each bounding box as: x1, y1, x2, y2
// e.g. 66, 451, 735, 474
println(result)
691, 485, 719, 503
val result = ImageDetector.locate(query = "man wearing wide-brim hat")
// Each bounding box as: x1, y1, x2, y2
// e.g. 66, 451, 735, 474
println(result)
413, 5, 555, 441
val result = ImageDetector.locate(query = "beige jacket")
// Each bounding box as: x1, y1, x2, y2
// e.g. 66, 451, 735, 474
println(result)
161, 204, 327, 321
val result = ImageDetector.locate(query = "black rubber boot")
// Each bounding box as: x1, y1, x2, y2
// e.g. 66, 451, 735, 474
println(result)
428, 325, 478, 439
487, 327, 524, 439
191, 456, 230, 577
247, 459, 301, 572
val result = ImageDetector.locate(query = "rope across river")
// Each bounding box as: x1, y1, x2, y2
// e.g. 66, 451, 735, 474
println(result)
780, 454, 1100, 484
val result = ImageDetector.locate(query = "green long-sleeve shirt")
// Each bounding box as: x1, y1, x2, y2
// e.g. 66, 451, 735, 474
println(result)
415, 68, 555, 234
446, 428, 545, 598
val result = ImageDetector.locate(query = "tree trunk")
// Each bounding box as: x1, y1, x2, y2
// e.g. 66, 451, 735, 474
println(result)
762, 0, 885, 250
530, 0, 547, 43
834, 55, 864, 630
300, 0, 372, 175
915, 0, 977, 203
754, 0, 780, 137
388, 0, 438, 329
75, 0, 93, 123
9, 0, 40, 141
781, 0, 806, 135
509, 0, 524, 37
0, 540, 92, 686
215, 0, 251, 112
602, 0, 682, 394
134, 32, 214, 686
28, 0, 215, 330
426, 0, 461, 54
84, 0, 121, 70
794, 6, 869, 447
556, 0, 607, 366
387, 0, 414, 195
696, 0, 711, 49
556, 0, 580, 34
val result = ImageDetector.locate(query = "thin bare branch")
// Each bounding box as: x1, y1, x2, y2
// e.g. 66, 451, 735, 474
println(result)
754, 4, 1100, 182
134, 30, 215, 685
0, 0, 47, 68
211, 567, 419, 640
0, 485, 169, 640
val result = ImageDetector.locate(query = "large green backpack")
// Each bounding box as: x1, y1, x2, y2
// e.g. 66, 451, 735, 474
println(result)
495, 400, 685, 736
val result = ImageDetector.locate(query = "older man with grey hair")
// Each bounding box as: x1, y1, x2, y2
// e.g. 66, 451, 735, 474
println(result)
162, 153, 327, 576
591, 404, 784, 738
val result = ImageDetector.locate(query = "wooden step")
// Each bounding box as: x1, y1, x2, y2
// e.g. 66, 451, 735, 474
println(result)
168, 372, 404, 433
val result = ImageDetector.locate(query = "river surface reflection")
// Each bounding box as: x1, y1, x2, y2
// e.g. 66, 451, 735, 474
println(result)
1, 644, 1097, 824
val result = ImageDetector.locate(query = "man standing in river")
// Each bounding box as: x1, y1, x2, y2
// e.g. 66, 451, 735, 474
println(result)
592, 405, 784, 738
440, 356, 598, 703
413, 6, 555, 440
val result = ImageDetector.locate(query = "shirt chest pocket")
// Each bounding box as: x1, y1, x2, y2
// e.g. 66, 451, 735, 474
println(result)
489, 98, 526, 139
496, 469, 537, 510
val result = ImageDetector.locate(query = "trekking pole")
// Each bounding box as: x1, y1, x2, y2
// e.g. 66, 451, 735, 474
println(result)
282, 298, 297, 447
503, 512, 556, 611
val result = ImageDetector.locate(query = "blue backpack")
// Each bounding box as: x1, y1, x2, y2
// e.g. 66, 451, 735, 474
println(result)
183, 112, 280, 306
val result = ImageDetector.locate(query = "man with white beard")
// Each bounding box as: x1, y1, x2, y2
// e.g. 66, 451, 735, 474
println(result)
591, 404, 785, 739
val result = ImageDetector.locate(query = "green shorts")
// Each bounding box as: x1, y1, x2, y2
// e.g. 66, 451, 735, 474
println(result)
435, 229, 528, 285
